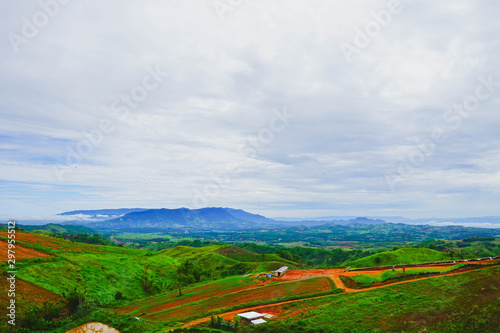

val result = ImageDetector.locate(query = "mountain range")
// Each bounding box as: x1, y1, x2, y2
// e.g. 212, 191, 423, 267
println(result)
66, 207, 277, 231
58, 208, 388, 231
51, 208, 500, 231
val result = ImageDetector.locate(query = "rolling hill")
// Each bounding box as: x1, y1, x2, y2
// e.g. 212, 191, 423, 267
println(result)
0, 231, 299, 317
1, 229, 498, 332
345, 247, 449, 268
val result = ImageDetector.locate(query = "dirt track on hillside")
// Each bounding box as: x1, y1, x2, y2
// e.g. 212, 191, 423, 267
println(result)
177, 259, 499, 329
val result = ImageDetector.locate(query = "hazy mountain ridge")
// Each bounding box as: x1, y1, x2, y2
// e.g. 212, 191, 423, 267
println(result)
52, 208, 500, 232
276, 215, 500, 227
58, 208, 149, 217
84, 207, 278, 231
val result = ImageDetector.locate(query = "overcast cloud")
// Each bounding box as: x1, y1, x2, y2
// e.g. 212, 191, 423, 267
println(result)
1, 0, 500, 219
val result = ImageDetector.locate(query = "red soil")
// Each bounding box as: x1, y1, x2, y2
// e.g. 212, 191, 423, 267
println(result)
144, 277, 333, 321
0, 240, 52, 260
117, 280, 266, 314
180, 259, 499, 328
0, 231, 103, 253
249, 263, 258, 273
0, 277, 63, 317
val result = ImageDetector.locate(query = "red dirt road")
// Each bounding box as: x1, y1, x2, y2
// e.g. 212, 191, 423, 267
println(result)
274, 260, 500, 292
177, 259, 499, 329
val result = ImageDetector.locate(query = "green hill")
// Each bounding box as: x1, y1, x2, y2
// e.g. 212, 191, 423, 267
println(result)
161, 244, 298, 275
345, 247, 448, 268
4, 233, 299, 312
258, 266, 500, 332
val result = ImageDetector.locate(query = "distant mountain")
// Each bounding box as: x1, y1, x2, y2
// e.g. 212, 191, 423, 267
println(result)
273, 217, 387, 227
275, 216, 359, 222
408, 216, 500, 225
276, 216, 408, 223
275, 215, 500, 227
340, 217, 387, 225
224, 208, 275, 224
86, 207, 278, 231
55, 207, 500, 232
59, 208, 149, 217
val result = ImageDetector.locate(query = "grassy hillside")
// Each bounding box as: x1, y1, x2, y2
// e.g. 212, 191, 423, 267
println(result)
115, 276, 338, 323
2, 230, 498, 332
346, 264, 465, 288
0, 230, 132, 254
0, 232, 299, 318
252, 266, 500, 333
162, 245, 298, 274
215, 246, 298, 267
15, 252, 180, 304
345, 247, 448, 268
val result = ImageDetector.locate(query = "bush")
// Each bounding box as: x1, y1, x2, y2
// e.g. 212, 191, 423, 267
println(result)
18, 302, 63, 331
115, 291, 125, 300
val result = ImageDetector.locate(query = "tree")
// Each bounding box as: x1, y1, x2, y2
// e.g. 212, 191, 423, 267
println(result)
18, 302, 61, 331
172, 261, 197, 296
115, 291, 125, 301
234, 316, 241, 330
141, 266, 154, 293
66, 287, 87, 314
447, 249, 456, 260
277, 249, 293, 261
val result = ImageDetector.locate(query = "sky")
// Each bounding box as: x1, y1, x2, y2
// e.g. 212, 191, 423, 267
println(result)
1, 0, 500, 219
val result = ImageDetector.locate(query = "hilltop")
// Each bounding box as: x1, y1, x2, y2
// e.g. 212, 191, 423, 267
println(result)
345, 247, 450, 268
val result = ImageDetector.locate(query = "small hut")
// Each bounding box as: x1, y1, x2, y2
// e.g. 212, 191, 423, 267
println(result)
273, 266, 289, 277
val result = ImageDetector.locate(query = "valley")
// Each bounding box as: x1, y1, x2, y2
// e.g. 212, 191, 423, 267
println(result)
1, 211, 499, 332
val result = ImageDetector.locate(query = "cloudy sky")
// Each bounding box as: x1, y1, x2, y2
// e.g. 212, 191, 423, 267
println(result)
1, 0, 500, 219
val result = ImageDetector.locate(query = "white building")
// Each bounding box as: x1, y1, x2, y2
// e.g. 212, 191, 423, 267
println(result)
237, 311, 265, 321
273, 266, 289, 277
251, 319, 267, 325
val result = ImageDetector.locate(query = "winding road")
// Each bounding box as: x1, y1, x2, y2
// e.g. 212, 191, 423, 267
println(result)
177, 259, 499, 329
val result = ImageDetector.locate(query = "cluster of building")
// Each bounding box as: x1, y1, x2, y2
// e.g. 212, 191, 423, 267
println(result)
235, 266, 289, 326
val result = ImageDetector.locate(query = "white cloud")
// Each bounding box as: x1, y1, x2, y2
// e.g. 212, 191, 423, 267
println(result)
1, 0, 499, 219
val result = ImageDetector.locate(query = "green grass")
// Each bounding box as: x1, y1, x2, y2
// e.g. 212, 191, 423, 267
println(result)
114, 275, 259, 316
117, 276, 338, 322
345, 247, 448, 268
160, 245, 227, 258
159, 245, 297, 275
8, 233, 299, 311
5, 231, 498, 332
347, 264, 465, 288
254, 261, 292, 273
259, 266, 500, 332
15, 252, 180, 304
